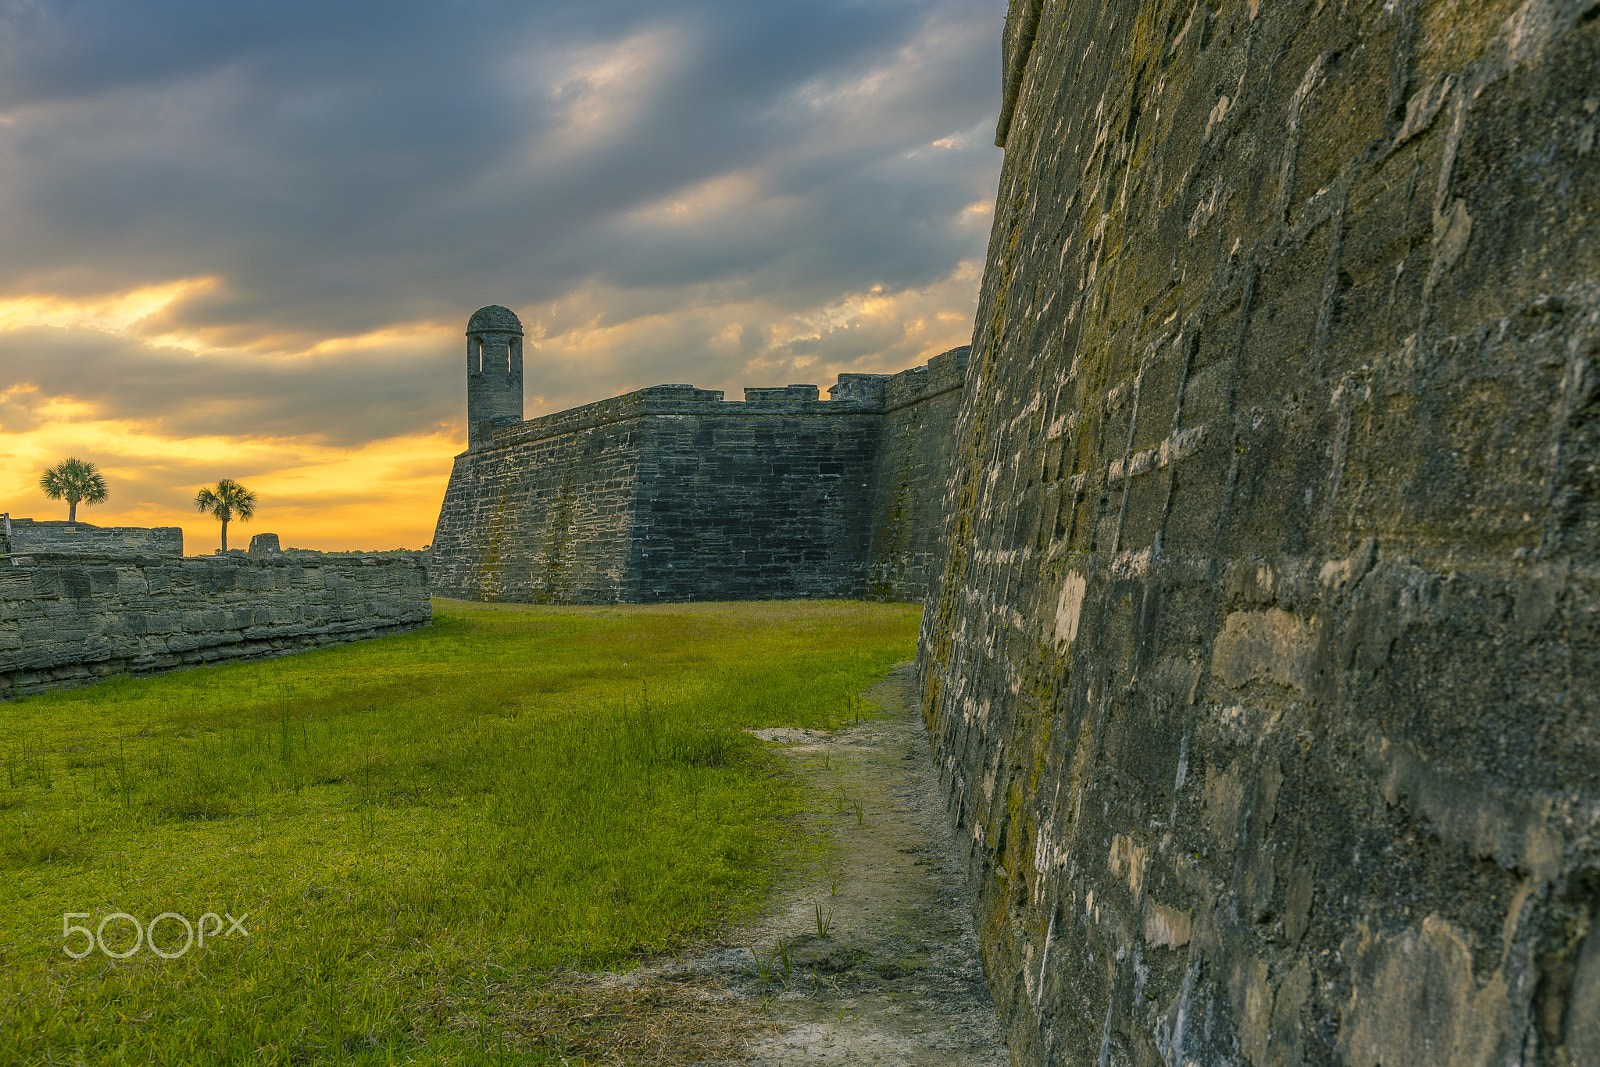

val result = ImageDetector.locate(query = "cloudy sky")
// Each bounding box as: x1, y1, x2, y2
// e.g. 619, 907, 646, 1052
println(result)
0, 0, 1004, 550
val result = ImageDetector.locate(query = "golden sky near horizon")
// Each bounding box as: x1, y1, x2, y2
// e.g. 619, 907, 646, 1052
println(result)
2, 281, 461, 550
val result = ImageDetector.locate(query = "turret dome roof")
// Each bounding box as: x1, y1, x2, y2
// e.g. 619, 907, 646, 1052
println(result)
467, 305, 523, 334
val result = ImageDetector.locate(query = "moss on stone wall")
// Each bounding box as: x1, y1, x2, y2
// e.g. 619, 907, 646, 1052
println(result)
921, 1, 1600, 1063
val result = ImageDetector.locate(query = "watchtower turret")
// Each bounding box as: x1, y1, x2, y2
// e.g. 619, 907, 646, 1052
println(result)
465, 305, 524, 450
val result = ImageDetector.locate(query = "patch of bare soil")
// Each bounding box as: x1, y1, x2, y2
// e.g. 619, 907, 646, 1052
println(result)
701, 661, 1010, 1065
469, 970, 759, 1063
521, 662, 1009, 1065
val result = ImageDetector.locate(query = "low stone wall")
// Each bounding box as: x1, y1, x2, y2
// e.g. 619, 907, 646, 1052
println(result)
0, 553, 431, 699
3, 518, 183, 556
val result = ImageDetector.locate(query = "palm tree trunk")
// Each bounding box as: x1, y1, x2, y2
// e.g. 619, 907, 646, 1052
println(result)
220, 518, 229, 553
68, 499, 77, 521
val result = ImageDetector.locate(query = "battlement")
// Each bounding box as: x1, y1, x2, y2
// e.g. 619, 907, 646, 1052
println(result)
743, 384, 820, 404
828, 374, 889, 405
472, 351, 970, 455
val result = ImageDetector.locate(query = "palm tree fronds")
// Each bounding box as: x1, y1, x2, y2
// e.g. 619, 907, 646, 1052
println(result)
38, 458, 109, 521
194, 478, 257, 552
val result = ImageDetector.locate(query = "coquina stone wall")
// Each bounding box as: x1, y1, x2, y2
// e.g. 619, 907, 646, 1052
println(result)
625, 387, 882, 602
429, 392, 646, 603
3, 518, 183, 557
864, 346, 971, 600
430, 352, 970, 604
1, 553, 431, 699
919, 1, 1600, 1065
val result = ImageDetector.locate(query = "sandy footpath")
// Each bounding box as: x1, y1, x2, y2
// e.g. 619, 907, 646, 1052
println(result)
626, 661, 1011, 1064
707, 661, 1010, 1065
534, 663, 1010, 1065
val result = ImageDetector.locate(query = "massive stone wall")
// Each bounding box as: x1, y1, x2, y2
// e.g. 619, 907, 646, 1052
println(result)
919, 2, 1600, 1065
625, 388, 883, 602
864, 346, 971, 601
430, 393, 645, 603
431, 354, 970, 604
1, 553, 431, 699
3, 518, 183, 557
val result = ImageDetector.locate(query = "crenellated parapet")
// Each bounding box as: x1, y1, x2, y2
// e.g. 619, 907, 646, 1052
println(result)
430, 323, 972, 604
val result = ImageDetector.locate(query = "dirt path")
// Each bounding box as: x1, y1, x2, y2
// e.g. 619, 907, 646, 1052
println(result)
524, 663, 1009, 1064
704, 661, 1010, 1065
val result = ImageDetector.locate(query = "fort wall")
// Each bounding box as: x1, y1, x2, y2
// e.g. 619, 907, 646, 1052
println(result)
865, 346, 970, 601
3, 518, 183, 557
624, 394, 883, 602
430, 352, 970, 604
1, 553, 431, 700
919, 2, 1600, 1064
429, 400, 644, 603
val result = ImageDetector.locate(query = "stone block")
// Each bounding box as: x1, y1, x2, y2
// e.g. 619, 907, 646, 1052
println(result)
247, 532, 281, 556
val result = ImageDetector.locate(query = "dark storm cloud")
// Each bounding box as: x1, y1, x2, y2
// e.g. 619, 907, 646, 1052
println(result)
0, 325, 457, 446
0, 0, 1002, 438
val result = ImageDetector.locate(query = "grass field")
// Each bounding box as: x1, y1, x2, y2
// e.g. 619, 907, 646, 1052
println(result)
0, 598, 922, 1065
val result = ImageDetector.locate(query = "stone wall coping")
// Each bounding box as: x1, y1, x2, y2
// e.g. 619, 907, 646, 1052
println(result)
7, 518, 183, 532
3, 518, 185, 557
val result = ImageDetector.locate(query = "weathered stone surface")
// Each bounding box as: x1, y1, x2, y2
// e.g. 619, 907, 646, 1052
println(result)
919, 2, 1600, 1065
430, 349, 969, 604
3, 517, 182, 556
864, 346, 970, 600
1, 553, 430, 699
247, 532, 282, 555
466, 304, 525, 452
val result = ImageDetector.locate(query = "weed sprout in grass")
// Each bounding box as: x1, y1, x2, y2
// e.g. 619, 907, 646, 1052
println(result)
0, 598, 919, 1065
751, 945, 774, 983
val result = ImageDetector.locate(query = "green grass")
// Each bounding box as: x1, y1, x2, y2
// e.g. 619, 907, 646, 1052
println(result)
0, 598, 921, 1065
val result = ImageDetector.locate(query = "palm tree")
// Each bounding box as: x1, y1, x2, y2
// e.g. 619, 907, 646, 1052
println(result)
194, 479, 257, 553
39, 458, 109, 522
